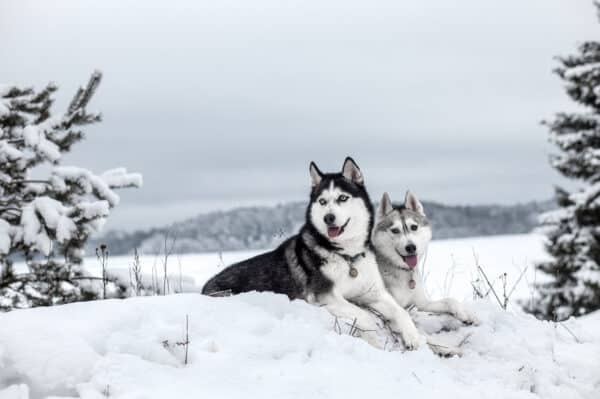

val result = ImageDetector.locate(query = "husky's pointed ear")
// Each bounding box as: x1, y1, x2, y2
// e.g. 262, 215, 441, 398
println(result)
341, 156, 364, 185
376, 192, 394, 220
405, 190, 425, 216
309, 161, 323, 188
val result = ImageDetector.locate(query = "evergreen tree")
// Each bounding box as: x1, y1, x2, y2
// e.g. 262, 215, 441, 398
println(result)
0, 71, 142, 311
529, 4, 600, 320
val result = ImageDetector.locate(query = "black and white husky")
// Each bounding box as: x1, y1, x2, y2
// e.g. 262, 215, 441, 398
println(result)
372, 191, 478, 325
202, 158, 422, 349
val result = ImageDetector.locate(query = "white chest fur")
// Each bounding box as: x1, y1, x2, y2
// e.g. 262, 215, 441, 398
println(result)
320, 251, 385, 303
380, 266, 428, 308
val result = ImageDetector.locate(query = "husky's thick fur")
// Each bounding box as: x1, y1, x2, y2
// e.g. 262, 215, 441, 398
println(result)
202, 158, 421, 348
372, 191, 478, 325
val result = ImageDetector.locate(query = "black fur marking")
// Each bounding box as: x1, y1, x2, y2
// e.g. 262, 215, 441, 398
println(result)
201, 227, 335, 299
202, 237, 303, 298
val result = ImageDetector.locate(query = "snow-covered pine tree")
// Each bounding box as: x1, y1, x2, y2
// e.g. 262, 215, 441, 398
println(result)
528, 6, 600, 320
0, 71, 142, 311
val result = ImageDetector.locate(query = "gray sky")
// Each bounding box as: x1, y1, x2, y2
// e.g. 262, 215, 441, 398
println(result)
1, 0, 598, 230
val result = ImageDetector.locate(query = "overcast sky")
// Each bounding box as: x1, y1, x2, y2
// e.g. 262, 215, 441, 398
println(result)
1, 0, 598, 230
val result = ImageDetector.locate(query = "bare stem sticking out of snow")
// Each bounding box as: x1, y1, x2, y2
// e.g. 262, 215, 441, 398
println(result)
411, 371, 423, 385
96, 244, 109, 300
557, 322, 581, 344
472, 249, 528, 310
129, 248, 143, 296
161, 230, 177, 295
162, 314, 191, 365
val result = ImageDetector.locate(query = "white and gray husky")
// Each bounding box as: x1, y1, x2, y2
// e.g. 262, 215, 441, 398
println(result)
203, 157, 422, 349
372, 191, 478, 325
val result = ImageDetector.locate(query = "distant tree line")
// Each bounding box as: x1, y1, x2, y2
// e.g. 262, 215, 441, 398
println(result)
89, 200, 553, 256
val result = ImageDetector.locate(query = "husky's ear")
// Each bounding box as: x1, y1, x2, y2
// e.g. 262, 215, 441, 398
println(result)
405, 190, 425, 216
341, 156, 364, 185
376, 192, 394, 221
309, 161, 323, 188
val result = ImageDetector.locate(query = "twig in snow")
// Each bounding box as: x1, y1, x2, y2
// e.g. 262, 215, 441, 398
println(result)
129, 247, 142, 296
177, 255, 183, 293
162, 314, 191, 365
558, 322, 581, 344
95, 244, 109, 299
151, 250, 160, 295
458, 332, 473, 347
411, 371, 422, 385
162, 230, 177, 295
442, 254, 458, 298
333, 317, 342, 335
347, 318, 360, 337
505, 265, 528, 304
477, 263, 504, 310
183, 314, 190, 364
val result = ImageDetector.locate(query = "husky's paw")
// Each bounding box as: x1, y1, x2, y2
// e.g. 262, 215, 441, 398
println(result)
400, 324, 422, 350
454, 307, 480, 326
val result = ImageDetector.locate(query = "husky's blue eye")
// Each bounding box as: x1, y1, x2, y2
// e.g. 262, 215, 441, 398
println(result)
390, 228, 400, 234
338, 195, 349, 203
410, 224, 418, 231
319, 198, 327, 206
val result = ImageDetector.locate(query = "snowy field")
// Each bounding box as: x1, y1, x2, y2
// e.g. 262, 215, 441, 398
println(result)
1, 234, 600, 399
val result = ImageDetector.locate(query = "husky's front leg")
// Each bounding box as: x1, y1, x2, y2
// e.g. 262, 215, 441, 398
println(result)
319, 291, 382, 348
367, 292, 422, 350
417, 298, 479, 325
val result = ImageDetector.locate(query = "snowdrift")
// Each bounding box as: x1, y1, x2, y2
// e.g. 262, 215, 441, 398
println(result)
0, 293, 598, 399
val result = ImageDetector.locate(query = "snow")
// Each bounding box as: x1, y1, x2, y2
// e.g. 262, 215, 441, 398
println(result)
100, 168, 143, 189
21, 125, 61, 162
0, 220, 11, 255
52, 167, 116, 207
0, 101, 10, 117
0, 293, 599, 399
50, 167, 142, 208
0, 385, 28, 399
76, 201, 110, 220
2, 234, 599, 399
0, 142, 23, 163
20, 197, 78, 256
564, 61, 600, 80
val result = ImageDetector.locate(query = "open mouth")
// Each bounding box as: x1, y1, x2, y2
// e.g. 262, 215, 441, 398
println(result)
327, 218, 350, 238
396, 250, 418, 269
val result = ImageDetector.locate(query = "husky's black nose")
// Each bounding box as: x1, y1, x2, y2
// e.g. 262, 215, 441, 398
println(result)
405, 244, 417, 254
324, 213, 336, 225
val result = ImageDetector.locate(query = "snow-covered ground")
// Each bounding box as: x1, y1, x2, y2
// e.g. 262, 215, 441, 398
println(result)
2, 234, 599, 399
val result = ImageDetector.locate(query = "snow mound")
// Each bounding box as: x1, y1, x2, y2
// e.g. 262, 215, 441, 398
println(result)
0, 294, 599, 399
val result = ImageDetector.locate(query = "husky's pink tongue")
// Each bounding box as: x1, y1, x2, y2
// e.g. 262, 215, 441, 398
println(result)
404, 255, 418, 268
327, 227, 341, 238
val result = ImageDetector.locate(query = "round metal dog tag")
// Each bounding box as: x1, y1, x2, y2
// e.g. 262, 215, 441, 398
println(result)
349, 267, 358, 278
408, 279, 416, 289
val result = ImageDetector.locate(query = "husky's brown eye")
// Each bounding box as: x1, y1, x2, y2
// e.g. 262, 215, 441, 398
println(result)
410, 225, 418, 231
390, 228, 400, 234
338, 195, 349, 203
319, 198, 327, 206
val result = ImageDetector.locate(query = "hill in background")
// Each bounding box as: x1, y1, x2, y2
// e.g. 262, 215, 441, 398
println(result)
89, 200, 553, 256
